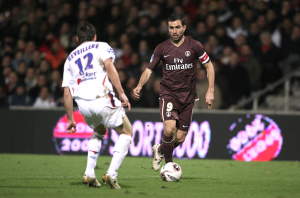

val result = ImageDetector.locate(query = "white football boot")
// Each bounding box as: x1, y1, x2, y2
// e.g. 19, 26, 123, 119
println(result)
82, 174, 101, 188
152, 144, 164, 171
102, 172, 121, 189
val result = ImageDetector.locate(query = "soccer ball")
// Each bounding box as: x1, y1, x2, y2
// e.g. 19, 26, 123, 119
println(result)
160, 162, 182, 182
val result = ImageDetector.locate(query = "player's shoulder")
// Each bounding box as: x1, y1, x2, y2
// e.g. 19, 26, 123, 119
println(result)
155, 39, 171, 51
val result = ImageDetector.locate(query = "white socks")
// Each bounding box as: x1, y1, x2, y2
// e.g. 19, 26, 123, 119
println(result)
84, 132, 102, 177
107, 134, 132, 177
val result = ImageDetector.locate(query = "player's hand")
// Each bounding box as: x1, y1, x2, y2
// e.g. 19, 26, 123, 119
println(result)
205, 90, 214, 109
119, 92, 131, 111
133, 85, 142, 98
66, 120, 77, 133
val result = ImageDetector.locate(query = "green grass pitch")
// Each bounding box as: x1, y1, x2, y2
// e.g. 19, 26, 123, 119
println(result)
0, 154, 299, 198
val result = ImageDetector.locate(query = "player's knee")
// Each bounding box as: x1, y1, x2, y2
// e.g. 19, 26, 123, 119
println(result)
164, 126, 176, 137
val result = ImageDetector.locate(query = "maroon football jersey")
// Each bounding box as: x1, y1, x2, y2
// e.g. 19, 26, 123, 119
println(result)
147, 37, 210, 104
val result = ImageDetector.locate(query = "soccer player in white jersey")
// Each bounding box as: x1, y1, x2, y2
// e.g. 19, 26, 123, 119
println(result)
62, 22, 133, 189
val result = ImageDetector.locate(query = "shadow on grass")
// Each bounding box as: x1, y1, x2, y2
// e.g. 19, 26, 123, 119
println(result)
70, 182, 83, 186
182, 177, 220, 180
121, 178, 143, 181
69, 182, 133, 189
0, 186, 59, 189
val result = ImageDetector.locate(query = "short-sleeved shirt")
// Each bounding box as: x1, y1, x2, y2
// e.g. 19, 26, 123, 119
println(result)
147, 37, 210, 104
62, 41, 115, 100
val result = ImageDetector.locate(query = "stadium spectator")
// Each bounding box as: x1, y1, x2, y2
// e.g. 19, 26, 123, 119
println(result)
127, 23, 141, 50
2, 67, 13, 86
195, 68, 222, 109
127, 53, 141, 78
16, 61, 27, 82
226, 17, 247, 39
240, 45, 262, 91
121, 44, 132, 67
206, 14, 217, 34
6, 82, 32, 106
258, 31, 282, 86
138, 40, 151, 62
282, 25, 300, 75
29, 73, 48, 101
30, 50, 42, 69
11, 51, 28, 71
213, 61, 229, 109
50, 70, 63, 102
4, 71, 18, 97
44, 38, 66, 70
149, 4, 162, 27
38, 59, 52, 80
23, 41, 36, 63
1, 54, 12, 68
221, 52, 250, 107
195, 22, 208, 44
59, 22, 71, 49
33, 86, 53, 108
207, 35, 223, 59
214, 0, 233, 24
215, 25, 234, 47
247, 23, 261, 52
24, 68, 37, 92
195, 3, 209, 22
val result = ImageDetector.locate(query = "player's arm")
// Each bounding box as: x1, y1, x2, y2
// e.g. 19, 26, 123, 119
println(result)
203, 61, 215, 109
64, 87, 76, 133
104, 58, 131, 110
133, 68, 152, 98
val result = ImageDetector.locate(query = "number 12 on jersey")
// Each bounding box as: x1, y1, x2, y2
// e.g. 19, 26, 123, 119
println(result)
75, 53, 94, 75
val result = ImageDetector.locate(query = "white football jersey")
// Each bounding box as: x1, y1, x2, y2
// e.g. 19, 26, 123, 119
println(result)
62, 41, 115, 100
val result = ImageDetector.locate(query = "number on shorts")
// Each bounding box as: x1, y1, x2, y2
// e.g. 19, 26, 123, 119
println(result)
166, 102, 173, 112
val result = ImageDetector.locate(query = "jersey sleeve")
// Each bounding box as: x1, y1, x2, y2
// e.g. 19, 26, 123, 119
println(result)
147, 44, 162, 70
62, 60, 72, 87
101, 43, 115, 63
195, 41, 210, 64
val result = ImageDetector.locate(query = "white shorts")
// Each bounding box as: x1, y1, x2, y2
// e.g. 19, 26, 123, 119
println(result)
75, 92, 125, 129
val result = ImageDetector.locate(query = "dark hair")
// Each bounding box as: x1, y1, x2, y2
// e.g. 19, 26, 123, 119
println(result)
167, 14, 185, 26
76, 22, 96, 44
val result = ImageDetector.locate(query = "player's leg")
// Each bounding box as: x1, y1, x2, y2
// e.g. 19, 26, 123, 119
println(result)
102, 115, 132, 189
83, 124, 106, 187
174, 102, 194, 149
161, 120, 177, 163
76, 98, 105, 188
152, 98, 179, 171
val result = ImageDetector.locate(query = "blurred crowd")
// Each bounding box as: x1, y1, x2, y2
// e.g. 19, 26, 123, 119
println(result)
0, 0, 300, 109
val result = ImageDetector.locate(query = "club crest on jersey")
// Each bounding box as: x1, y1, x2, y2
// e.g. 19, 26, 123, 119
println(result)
185, 51, 191, 57
166, 112, 171, 117
150, 54, 154, 62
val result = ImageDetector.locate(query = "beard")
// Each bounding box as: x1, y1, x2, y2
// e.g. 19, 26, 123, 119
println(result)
170, 33, 184, 44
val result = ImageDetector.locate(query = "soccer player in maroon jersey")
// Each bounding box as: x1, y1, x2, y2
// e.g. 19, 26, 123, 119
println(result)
133, 14, 215, 171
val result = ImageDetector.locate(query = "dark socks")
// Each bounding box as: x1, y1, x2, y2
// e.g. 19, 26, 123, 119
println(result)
174, 142, 182, 149
160, 134, 174, 163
